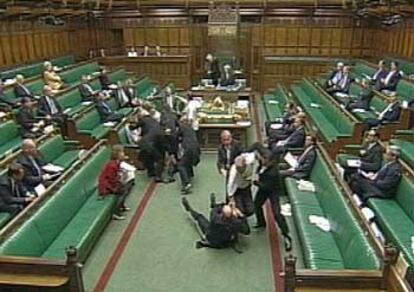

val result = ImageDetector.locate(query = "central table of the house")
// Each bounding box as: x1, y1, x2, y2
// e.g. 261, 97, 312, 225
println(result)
190, 83, 253, 149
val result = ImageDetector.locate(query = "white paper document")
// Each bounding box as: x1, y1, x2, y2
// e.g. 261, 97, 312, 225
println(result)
82, 101, 93, 106
268, 100, 279, 105
297, 180, 316, 192
284, 152, 298, 168
42, 163, 64, 173
351, 108, 366, 113
63, 108, 72, 114
309, 215, 331, 232
270, 123, 283, 130
34, 184, 47, 197
361, 207, 375, 222
310, 103, 321, 108
281, 204, 292, 216
103, 122, 116, 127
346, 159, 361, 168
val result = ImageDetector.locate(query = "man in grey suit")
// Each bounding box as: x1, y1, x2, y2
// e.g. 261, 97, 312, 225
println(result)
270, 117, 306, 155
350, 146, 402, 203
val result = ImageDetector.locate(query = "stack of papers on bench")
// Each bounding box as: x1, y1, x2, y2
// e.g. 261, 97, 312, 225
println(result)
42, 163, 64, 173
281, 203, 292, 216
284, 152, 298, 168
310, 103, 321, 108
268, 100, 279, 104
347, 159, 361, 168
103, 122, 116, 127
297, 180, 316, 192
309, 215, 331, 232
351, 108, 366, 113
361, 207, 375, 222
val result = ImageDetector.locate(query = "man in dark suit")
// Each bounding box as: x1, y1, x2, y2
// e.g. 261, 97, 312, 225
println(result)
17, 139, 56, 192
370, 60, 388, 84
280, 135, 317, 180
78, 75, 98, 101
38, 85, 66, 134
350, 146, 402, 202
0, 163, 35, 216
176, 118, 201, 194
346, 79, 373, 111
0, 79, 18, 110
252, 147, 292, 251
14, 75, 36, 100
270, 117, 306, 155
114, 81, 132, 108
362, 93, 401, 132
206, 54, 220, 87
16, 97, 44, 138
95, 92, 124, 123
217, 130, 244, 177
326, 66, 353, 96
325, 62, 344, 89
340, 130, 383, 182
220, 64, 236, 87
98, 67, 112, 91
375, 61, 401, 92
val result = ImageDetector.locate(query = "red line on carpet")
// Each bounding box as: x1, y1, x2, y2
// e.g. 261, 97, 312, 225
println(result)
252, 93, 284, 292
93, 181, 158, 292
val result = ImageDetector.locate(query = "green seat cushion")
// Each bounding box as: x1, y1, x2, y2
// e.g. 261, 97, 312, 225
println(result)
42, 191, 116, 261
52, 150, 81, 169
116, 107, 133, 116
0, 213, 11, 229
0, 138, 22, 158
80, 125, 110, 140
390, 139, 414, 169
368, 198, 414, 266
286, 178, 345, 270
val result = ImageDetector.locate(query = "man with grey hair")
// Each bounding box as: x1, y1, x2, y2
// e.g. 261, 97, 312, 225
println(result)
325, 62, 344, 89
345, 78, 373, 111
14, 74, 36, 100
205, 53, 220, 86
350, 146, 402, 203
226, 153, 255, 216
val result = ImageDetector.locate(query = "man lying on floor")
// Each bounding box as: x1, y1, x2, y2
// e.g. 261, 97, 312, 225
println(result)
182, 193, 250, 250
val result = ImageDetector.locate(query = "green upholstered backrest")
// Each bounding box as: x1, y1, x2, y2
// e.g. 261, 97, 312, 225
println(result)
107, 98, 119, 111
395, 175, 414, 222
354, 63, 375, 78
310, 156, 380, 269
57, 90, 82, 109
26, 79, 46, 96
60, 62, 100, 85
117, 127, 129, 144
0, 121, 19, 146
0, 147, 110, 257
135, 77, 153, 98
38, 135, 66, 163
384, 58, 414, 75
109, 69, 127, 84
396, 80, 414, 101
77, 110, 101, 130
53, 55, 75, 68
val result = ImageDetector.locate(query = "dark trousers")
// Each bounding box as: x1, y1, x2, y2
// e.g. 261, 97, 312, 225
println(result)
363, 118, 381, 132
0, 204, 22, 217
254, 188, 289, 236
177, 154, 195, 187
114, 180, 134, 215
233, 186, 254, 217
140, 147, 164, 178
189, 209, 210, 236
349, 174, 385, 202
105, 112, 124, 123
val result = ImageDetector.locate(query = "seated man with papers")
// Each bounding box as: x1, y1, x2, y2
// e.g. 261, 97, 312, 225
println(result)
375, 61, 401, 93
324, 62, 344, 89
280, 135, 317, 180
349, 146, 402, 203
338, 130, 383, 182
14, 74, 37, 101
345, 78, 373, 111
269, 116, 306, 155
0, 163, 35, 216
265, 101, 300, 137
16, 139, 62, 195
365, 60, 388, 85
95, 92, 124, 123
38, 85, 67, 135
362, 92, 401, 132
78, 75, 99, 101
16, 97, 47, 139
326, 66, 353, 96
0, 79, 16, 111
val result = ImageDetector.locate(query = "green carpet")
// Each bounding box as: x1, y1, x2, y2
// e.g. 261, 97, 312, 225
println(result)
102, 154, 275, 292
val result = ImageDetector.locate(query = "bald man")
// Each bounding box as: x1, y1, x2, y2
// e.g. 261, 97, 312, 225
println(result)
16, 139, 56, 191
217, 130, 244, 177
182, 193, 250, 249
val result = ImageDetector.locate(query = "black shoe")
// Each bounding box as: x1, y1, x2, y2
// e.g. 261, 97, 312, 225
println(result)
154, 177, 163, 183
253, 224, 266, 229
195, 240, 208, 249
283, 235, 292, 252
165, 177, 176, 183
181, 183, 192, 194
181, 197, 191, 212
209, 192, 216, 208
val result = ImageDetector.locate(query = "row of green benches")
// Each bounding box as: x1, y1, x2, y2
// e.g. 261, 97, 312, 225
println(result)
0, 145, 114, 261
1, 55, 75, 81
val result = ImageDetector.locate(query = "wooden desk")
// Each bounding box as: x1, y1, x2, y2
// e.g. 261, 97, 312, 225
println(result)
98, 55, 191, 89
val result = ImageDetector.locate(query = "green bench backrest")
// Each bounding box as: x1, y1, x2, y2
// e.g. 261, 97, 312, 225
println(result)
107, 98, 119, 111
395, 176, 414, 222
302, 80, 353, 134
310, 156, 380, 269
354, 63, 375, 78
109, 69, 127, 84
135, 78, 153, 97
38, 135, 66, 163
0, 121, 19, 146
53, 55, 75, 68
77, 110, 101, 130
396, 80, 414, 101
384, 58, 414, 75
60, 62, 100, 84
26, 79, 45, 96
0, 147, 110, 257
57, 90, 82, 109
117, 127, 129, 144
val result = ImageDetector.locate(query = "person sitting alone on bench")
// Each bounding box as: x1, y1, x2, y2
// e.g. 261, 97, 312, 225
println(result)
181, 193, 250, 250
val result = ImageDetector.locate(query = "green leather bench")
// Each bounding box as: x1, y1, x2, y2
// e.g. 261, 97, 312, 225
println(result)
37, 134, 82, 170
353, 63, 375, 80
286, 154, 380, 270
291, 80, 354, 143
57, 69, 128, 117
60, 62, 100, 86
76, 110, 112, 140
262, 85, 288, 122
0, 120, 22, 159
1, 55, 74, 81
367, 175, 414, 269
384, 57, 414, 76
390, 138, 414, 169
0, 147, 117, 261
135, 77, 158, 99
395, 79, 414, 101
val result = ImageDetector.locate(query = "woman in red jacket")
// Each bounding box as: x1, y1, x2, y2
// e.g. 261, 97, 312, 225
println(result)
98, 145, 132, 220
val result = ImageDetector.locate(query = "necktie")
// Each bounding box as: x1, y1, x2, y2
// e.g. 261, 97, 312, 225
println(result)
103, 102, 111, 113
11, 179, 21, 197
47, 96, 58, 115
29, 156, 42, 177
